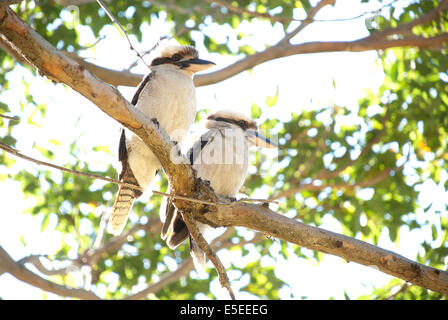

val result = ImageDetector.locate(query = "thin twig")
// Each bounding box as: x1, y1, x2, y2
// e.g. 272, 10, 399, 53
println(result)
229, 197, 277, 205
204, 0, 399, 24
125, 37, 166, 71
0, 113, 20, 121
182, 211, 235, 300
79, 218, 162, 266
312, 0, 400, 23
0, 141, 276, 206
154, 190, 277, 206
79, 35, 106, 51
204, 0, 291, 23
385, 282, 409, 300
95, 0, 150, 70
126, 24, 192, 71
282, 0, 335, 44
0, 140, 131, 185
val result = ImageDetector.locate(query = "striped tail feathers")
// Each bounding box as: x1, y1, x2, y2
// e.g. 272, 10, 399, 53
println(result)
108, 161, 143, 235
108, 129, 141, 235
108, 185, 135, 235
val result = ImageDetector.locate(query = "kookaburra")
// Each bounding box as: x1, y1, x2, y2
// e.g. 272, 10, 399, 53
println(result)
160, 110, 278, 271
109, 42, 215, 235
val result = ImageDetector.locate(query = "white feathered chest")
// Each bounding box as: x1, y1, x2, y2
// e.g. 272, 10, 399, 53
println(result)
126, 65, 197, 188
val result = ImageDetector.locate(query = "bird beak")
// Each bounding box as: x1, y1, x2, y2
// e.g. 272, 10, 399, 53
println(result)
182, 59, 215, 73
246, 130, 278, 149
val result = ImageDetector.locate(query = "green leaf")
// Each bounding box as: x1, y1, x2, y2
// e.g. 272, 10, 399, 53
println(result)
93, 145, 111, 154
49, 139, 62, 146
36, 146, 55, 160
265, 88, 279, 107
41, 214, 50, 232
251, 103, 262, 119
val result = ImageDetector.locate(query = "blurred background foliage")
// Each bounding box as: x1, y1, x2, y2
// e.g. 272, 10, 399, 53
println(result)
0, 0, 447, 299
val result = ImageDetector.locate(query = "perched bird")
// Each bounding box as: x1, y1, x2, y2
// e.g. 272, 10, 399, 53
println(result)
109, 41, 215, 235
160, 110, 278, 272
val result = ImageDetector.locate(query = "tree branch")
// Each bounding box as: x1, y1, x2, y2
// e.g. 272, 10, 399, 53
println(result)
0, 113, 19, 121
0, 246, 101, 299
206, 203, 448, 295
281, 0, 335, 44
369, 0, 448, 39
196, 33, 448, 86
78, 218, 163, 266
197, 0, 448, 86
16, 255, 72, 276
0, 225, 255, 300
204, 0, 292, 23
62, 51, 143, 87
0, 6, 140, 128
95, 0, 150, 70
182, 211, 235, 300
3, 1, 448, 89
74, 32, 448, 88
124, 227, 260, 300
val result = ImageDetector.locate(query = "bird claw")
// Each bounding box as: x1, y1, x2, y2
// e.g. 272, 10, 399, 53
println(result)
262, 202, 270, 208
151, 118, 160, 128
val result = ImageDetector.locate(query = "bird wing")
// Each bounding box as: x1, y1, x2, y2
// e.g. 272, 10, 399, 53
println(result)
162, 130, 215, 252
118, 128, 128, 163
131, 72, 153, 106
187, 129, 216, 165
109, 72, 155, 235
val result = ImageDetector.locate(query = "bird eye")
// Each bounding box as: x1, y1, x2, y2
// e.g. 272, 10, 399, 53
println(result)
171, 53, 181, 61
238, 120, 247, 129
